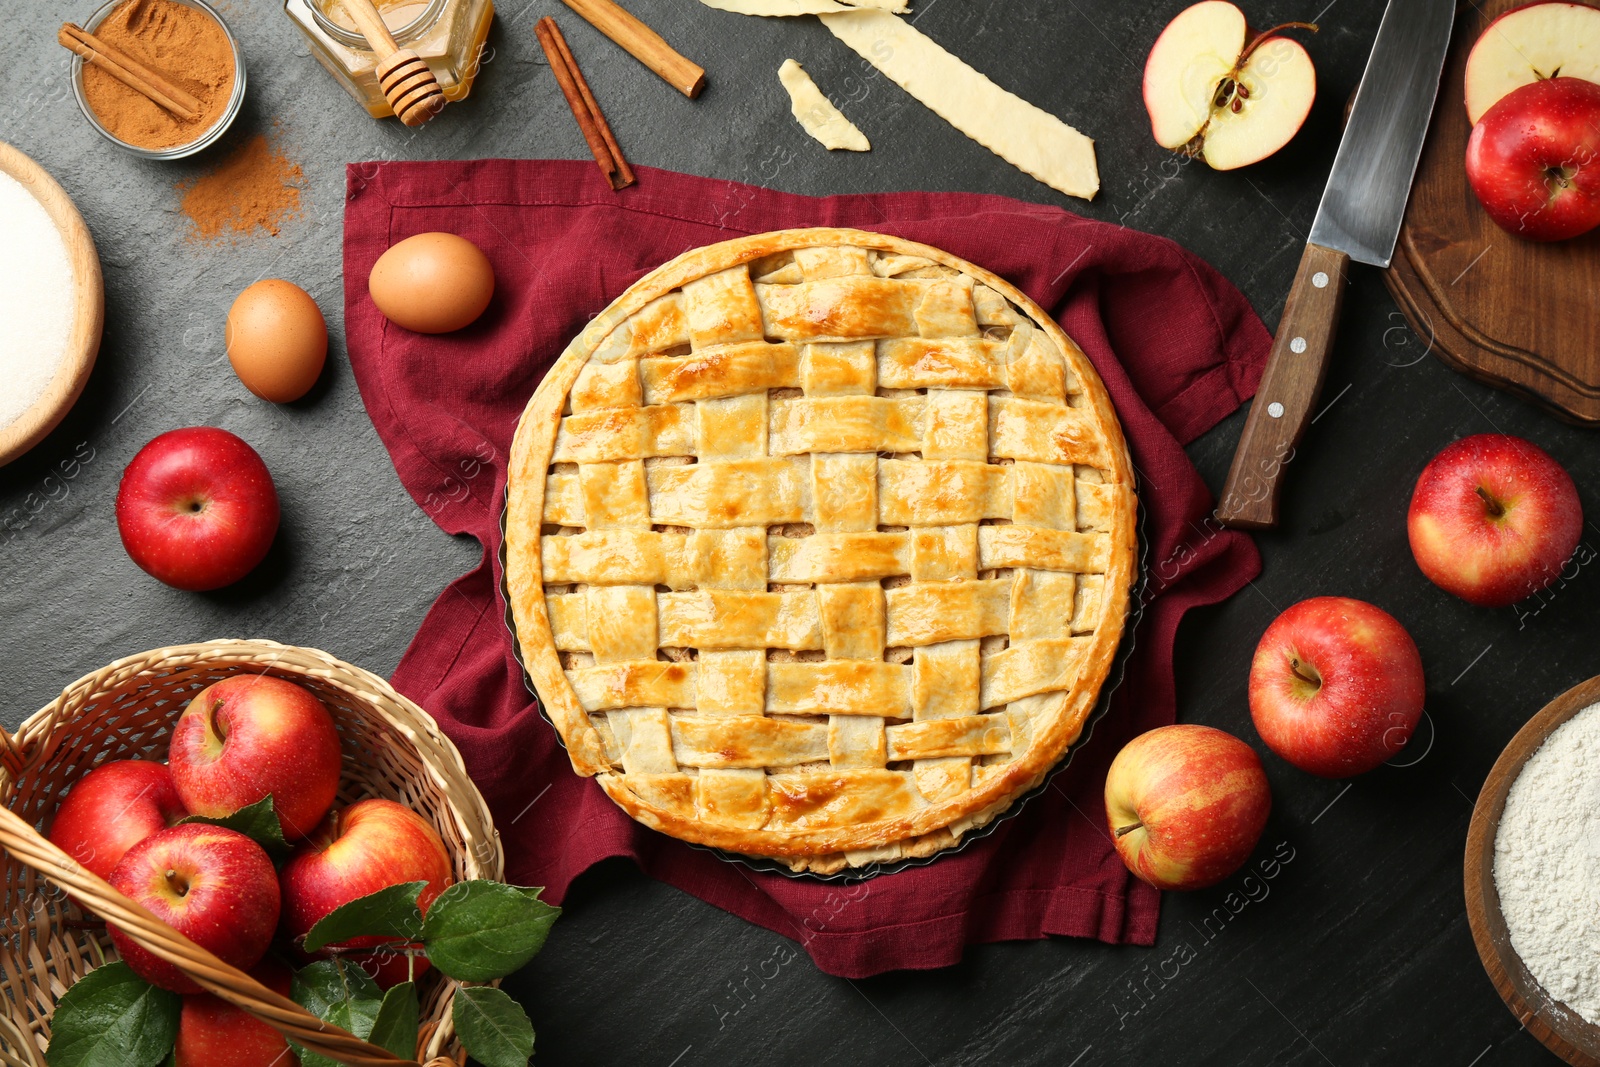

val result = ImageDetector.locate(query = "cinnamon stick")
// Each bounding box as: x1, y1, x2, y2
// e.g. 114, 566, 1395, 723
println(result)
559, 0, 705, 99
62, 22, 202, 111
536, 17, 636, 191
59, 22, 202, 121
545, 19, 635, 189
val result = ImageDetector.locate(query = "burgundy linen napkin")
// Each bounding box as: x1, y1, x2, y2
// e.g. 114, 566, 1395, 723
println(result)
342, 160, 1269, 978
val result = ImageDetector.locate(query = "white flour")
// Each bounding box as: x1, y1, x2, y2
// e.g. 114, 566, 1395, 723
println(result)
1495, 700, 1600, 1023
0, 170, 76, 432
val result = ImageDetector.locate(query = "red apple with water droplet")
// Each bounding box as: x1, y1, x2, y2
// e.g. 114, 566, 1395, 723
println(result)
280, 798, 454, 988
1408, 433, 1583, 606
1465, 77, 1600, 242
107, 824, 280, 993
48, 759, 187, 882
1249, 596, 1425, 778
115, 427, 279, 592
174, 958, 299, 1067
1105, 724, 1271, 891
168, 674, 343, 842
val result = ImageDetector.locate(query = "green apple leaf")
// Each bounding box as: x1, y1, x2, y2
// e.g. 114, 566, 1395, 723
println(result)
367, 981, 419, 1061
302, 881, 427, 953
452, 986, 534, 1067
289, 959, 385, 1067
45, 960, 180, 1067
178, 795, 289, 857
287, 1040, 338, 1067
420, 882, 560, 982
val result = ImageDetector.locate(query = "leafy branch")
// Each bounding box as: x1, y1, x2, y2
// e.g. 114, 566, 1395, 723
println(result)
290, 879, 558, 1067
47, 877, 557, 1067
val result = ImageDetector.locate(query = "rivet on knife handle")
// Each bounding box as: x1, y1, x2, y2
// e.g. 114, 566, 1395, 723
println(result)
1217, 242, 1350, 529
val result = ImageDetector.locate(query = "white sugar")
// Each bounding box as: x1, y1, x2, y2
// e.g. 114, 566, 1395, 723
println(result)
0, 170, 76, 432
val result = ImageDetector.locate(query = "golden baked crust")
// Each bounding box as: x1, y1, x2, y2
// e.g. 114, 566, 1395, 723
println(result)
504, 229, 1136, 873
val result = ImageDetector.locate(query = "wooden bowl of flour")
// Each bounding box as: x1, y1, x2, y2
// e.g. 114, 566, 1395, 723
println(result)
0, 141, 102, 469
1466, 673, 1600, 1066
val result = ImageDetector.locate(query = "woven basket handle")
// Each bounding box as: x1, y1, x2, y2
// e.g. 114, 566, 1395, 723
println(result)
0, 803, 450, 1067
0, 724, 27, 779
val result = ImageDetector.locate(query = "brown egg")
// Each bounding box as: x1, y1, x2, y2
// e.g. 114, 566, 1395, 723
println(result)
225, 280, 328, 403
368, 232, 495, 334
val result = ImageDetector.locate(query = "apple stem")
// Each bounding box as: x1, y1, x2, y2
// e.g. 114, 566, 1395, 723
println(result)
1115, 821, 1143, 838
1239, 21, 1319, 65
1289, 657, 1320, 688
207, 700, 228, 743
1476, 485, 1506, 519
316, 938, 425, 955
1208, 22, 1317, 118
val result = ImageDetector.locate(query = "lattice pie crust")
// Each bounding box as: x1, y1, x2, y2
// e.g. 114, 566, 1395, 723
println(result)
505, 229, 1137, 873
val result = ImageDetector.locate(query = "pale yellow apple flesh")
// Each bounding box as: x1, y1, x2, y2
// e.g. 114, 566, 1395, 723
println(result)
1145, 0, 1249, 149
1465, 2, 1600, 125
1143, 1, 1317, 171
1199, 37, 1316, 170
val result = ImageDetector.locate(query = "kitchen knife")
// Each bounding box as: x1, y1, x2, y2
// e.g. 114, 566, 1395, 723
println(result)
1215, 0, 1456, 529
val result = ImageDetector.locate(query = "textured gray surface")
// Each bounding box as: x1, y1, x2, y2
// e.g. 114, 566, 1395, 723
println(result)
3, 0, 1594, 1063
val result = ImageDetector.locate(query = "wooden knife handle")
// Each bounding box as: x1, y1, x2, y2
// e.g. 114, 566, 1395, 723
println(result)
1216, 242, 1351, 530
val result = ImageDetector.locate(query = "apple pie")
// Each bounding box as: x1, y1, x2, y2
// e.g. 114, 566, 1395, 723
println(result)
503, 228, 1137, 873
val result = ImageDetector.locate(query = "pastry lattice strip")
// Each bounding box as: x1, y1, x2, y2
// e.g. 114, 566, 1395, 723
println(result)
541, 247, 1120, 830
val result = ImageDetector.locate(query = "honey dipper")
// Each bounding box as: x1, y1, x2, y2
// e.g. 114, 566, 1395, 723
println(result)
336, 0, 446, 126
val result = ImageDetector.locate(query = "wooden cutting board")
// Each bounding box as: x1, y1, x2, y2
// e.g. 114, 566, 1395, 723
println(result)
1385, 0, 1600, 425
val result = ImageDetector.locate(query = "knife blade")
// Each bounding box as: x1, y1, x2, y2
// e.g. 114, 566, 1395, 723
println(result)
1215, 0, 1456, 530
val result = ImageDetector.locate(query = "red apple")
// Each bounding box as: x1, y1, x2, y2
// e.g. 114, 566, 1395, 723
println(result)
1466, 77, 1600, 242
1249, 597, 1425, 778
1409, 433, 1583, 607
1464, 1, 1600, 124
116, 427, 279, 592
169, 674, 343, 842
175, 958, 299, 1067
107, 824, 280, 993
1105, 724, 1270, 891
1143, 1, 1317, 170
48, 760, 187, 882
280, 799, 454, 988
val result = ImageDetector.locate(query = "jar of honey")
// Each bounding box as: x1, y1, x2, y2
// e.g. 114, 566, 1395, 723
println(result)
283, 0, 493, 118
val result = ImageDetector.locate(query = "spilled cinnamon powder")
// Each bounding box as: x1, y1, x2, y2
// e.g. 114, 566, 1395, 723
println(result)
81, 0, 236, 150
176, 134, 304, 240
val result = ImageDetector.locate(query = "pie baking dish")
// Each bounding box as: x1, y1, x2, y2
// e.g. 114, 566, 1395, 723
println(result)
503, 228, 1137, 873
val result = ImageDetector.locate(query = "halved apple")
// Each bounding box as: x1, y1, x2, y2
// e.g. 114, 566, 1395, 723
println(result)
1464, 1, 1600, 124
1143, 0, 1317, 171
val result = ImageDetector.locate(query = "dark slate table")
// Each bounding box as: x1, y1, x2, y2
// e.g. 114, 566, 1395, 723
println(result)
3, 1, 1586, 1063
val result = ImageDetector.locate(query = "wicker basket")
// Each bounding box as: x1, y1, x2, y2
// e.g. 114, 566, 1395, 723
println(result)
0, 640, 503, 1067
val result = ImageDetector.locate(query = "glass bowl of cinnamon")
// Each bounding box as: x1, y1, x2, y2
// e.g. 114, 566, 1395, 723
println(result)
67, 0, 246, 160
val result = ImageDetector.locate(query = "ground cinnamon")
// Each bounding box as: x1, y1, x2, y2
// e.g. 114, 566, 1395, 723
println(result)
81, 0, 235, 150
177, 134, 304, 241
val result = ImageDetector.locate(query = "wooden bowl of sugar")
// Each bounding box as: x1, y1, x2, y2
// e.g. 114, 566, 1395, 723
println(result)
0, 141, 102, 468
1466, 673, 1600, 1066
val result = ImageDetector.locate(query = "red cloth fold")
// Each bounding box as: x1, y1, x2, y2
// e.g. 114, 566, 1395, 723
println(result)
341, 160, 1269, 978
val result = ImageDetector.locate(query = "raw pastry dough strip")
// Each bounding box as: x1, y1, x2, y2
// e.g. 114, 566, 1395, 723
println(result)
696, 2, 1098, 199
818, 10, 1097, 200
700, 0, 907, 15
779, 58, 870, 151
